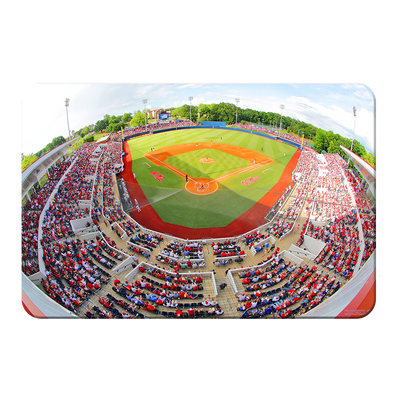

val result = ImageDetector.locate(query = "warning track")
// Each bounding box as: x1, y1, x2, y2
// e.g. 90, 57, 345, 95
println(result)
120, 141, 301, 239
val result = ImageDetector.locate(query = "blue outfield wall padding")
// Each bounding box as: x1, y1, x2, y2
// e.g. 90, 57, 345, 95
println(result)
123, 125, 302, 149
201, 121, 226, 127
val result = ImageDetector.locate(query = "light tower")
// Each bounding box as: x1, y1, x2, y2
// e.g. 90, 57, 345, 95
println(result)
351, 106, 356, 152
65, 98, 71, 140
235, 98, 240, 126
142, 99, 148, 131
279, 104, 285, 136
189, 96, 193, 122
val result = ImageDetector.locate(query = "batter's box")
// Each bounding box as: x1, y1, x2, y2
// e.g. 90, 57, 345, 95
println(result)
194, 182, 209, 188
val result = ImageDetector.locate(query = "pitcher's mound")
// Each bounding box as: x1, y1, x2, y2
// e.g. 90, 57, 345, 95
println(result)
199, 158, 215, 163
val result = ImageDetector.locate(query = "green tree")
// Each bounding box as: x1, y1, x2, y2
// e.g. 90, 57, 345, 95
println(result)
44, 142, 54, 153
52, 136, 66, 147
350, 140, 366, 158
108, 115, 120, 125
179, 104, 191, 119
327, 139, 341, 154
314, 130, 329, 153
209, 104, 220, 120
129, 110, 146, 127
122, 112, 132, 123
106, 121, 125, 134
81, 126, 91, 136
219, 102, 236, 125
198, 104, 210, 121
83, 135, 95, 143
21, 153, 38, 171
94, 119, 108, 133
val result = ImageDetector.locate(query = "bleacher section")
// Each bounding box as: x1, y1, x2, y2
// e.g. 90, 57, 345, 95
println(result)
22, 127, 376, 319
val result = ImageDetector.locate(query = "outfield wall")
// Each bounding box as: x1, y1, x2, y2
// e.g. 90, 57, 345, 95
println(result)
120, 126, 302, 240
201, 121, 226, 127
123, 126, 304, 149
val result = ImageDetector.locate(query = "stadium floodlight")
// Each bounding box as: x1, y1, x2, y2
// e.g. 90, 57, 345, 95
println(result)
65, 98, 71, 140
235, 98, 240, 125
189, 96, 193, 122
350, 106, 357, 156
143, 99, 148, 131
279, 104, 285, 136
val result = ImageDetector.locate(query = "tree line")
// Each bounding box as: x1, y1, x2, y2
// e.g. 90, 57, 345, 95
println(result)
22, 102, 375, 172
21, 135, 67, 171
170, 102, 375, 168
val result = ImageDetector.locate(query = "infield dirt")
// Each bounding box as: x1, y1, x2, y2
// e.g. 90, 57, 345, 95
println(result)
143, 142, 273, 195
120, 140, 301, 239
144, 142, 272, 165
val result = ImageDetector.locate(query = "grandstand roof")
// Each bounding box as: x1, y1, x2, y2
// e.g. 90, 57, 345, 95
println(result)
96, 135, 110, 144
19, 128, 379, 321
22, 273, 78, 318
340, 145, 375, 194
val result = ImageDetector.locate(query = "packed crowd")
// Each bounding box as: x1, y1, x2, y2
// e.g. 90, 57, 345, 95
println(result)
123, 120, 196, 138
85, 262, 224, 318
235, 251, 342, 318
23, 121, 375, 318
155, 240, 206, 270
343, 169, 376, 264
290, 152, 363, 280
291, 151, 355, 222
233, 123, 312, 148
36, 133, 148, 313
22, 160, 72, 275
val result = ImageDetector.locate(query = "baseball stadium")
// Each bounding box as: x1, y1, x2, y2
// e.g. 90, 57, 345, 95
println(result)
21, 118, 376, 319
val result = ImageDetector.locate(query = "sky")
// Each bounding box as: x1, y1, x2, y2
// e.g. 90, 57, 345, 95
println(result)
21, 82, 375, 156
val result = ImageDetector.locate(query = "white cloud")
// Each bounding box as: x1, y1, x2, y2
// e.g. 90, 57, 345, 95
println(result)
274, 95, 374, 153
355, 86, 374, 101
171, 96, 216, 108
191, 96, 208, 105
354, 107, 375, 152
176, 83, 210, 90
172, 100, 182, 108
20, 83, 375, 156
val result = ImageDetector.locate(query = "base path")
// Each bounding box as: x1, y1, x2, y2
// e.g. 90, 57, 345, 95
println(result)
144, 142, 272, 168
144, 142, 273, 196
120, 141, 301, 240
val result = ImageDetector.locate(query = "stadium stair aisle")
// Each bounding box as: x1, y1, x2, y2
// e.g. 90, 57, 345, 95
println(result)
76, 149, 349, 319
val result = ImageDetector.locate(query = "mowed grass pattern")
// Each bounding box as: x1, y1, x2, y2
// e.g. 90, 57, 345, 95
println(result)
164, 149, 249, 180
127, 128, 296, 228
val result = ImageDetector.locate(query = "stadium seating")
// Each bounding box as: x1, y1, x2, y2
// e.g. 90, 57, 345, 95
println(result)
22, 127, 376, 318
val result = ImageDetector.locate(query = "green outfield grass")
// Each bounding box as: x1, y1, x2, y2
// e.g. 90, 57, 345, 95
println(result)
127, 128, 296, 228
164, 149, 250, 180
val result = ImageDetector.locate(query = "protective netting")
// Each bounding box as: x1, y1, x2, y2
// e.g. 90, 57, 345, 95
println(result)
122, 180, 183, 210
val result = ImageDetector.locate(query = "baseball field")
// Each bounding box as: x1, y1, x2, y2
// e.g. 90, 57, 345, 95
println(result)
120, 128, 301, 238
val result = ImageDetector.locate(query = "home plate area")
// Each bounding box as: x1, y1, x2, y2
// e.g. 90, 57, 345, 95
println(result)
144, 142, 274, 196
185, 179, 219, 195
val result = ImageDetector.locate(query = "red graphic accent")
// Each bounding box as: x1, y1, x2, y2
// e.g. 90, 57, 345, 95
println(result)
150, 171, 164, 182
